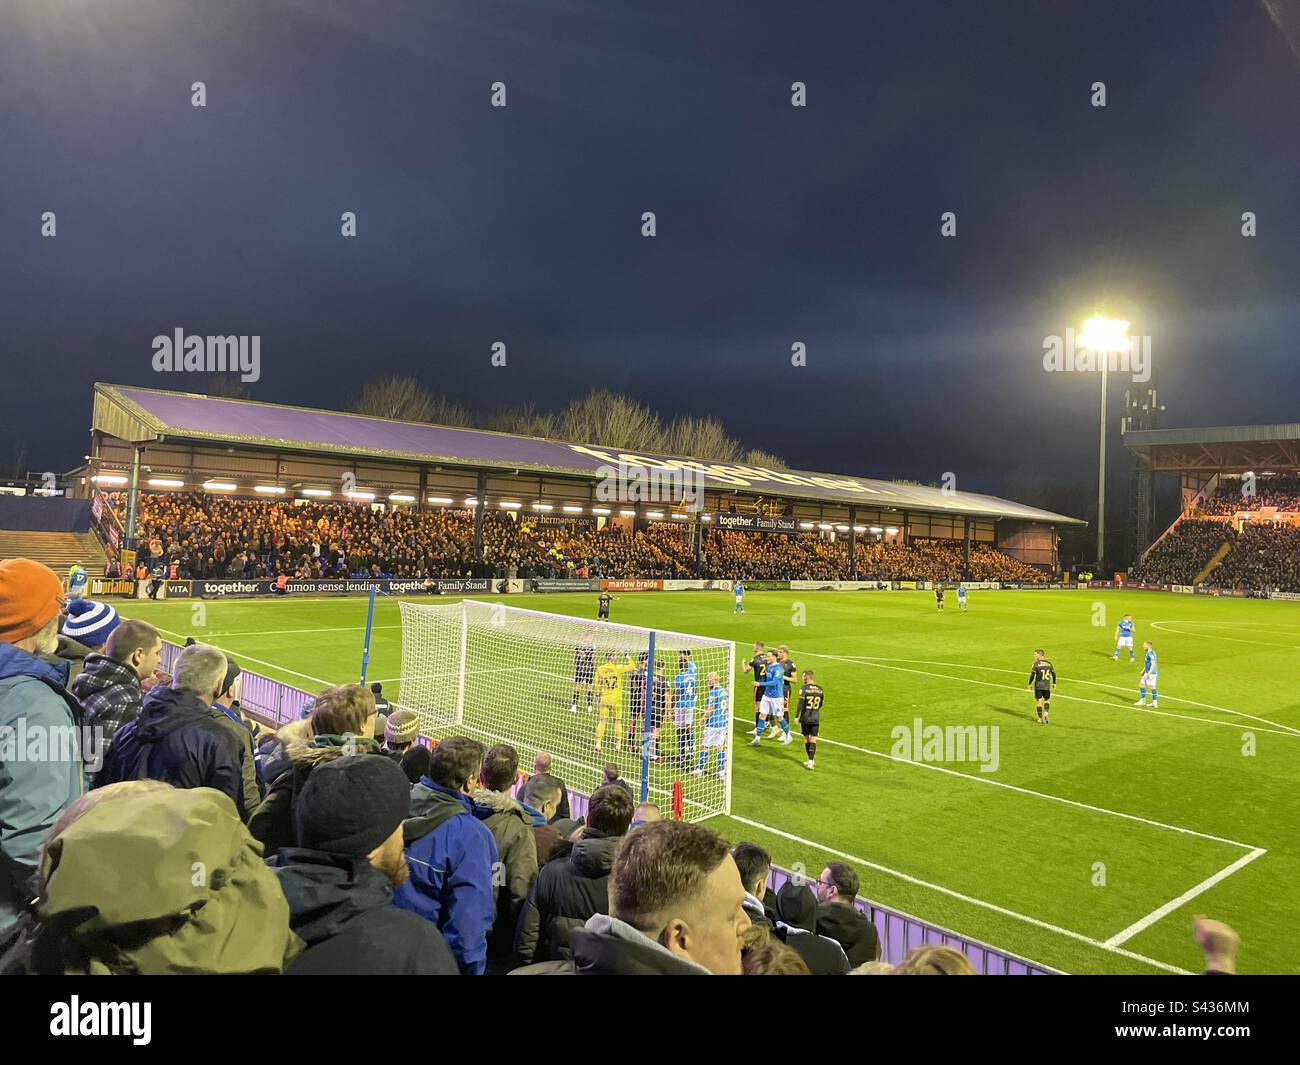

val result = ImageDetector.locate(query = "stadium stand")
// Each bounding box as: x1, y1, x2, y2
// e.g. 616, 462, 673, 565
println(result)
1127, 519, 1235, 586
1208, 523, 1300, 592
1200, 475, 1300, 515
111, 491, 1047, 583
0, 530, 105, 580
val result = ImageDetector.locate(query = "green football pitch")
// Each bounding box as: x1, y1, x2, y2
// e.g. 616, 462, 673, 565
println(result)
116, 589, 1300, 976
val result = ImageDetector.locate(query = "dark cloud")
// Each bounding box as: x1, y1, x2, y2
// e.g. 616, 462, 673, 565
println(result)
1, 0, 1297, 515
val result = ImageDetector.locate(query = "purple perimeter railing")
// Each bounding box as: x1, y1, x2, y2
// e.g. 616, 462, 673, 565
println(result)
159, 641, 1060, 976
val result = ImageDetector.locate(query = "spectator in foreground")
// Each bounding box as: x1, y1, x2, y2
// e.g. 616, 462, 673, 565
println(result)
631, 802, 662, 828
210, 657, 263, 820
732, 842, 775, 928
1195, 915, 1239, 975
96, 642, 247, 817
533, 751, 571, 821
514, 783, 635, 965
383, 708, 420, 760
893, 944, 975, 975
397, 735, 499, 975
814, 862, 880, 967
517, 772, 564, 866
850, 961, 896, 975
399, 744, 431, 785
4, 783, 302, 974
45, 598, 121, 685
741, 924, 811, 975
600, 762, 635, 799
72, 619, 162, 782
0, 559, 84, 934
773, 881, 851, 975
569, 819, 750, 975
472, 744, 538, 972
251, 683, 381, 856
270, 755, 458, 975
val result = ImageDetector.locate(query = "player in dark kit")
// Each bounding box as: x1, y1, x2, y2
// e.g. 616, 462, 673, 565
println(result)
1028, 649, 1057, 724
571, 641, 596, 713
796, 669, 823, 770
627, 653, 649, 753
935, 584, 945, 611
597, 591, 615, 619
777, 645, 796, 719
743, 640, 766, 735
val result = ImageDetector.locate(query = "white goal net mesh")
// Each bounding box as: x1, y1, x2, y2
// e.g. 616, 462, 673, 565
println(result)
396, 599, 734, 821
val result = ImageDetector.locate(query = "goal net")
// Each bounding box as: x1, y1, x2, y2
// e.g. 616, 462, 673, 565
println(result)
396, 599, 735, 822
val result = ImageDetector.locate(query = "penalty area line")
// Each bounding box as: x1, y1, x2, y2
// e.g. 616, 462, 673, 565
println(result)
1103, 847, 1268, 948
798, 649, 1300, 739
727, 814, 1189, 975
732, 712, 1260, 850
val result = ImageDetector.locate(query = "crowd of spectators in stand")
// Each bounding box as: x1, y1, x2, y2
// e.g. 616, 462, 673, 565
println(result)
1200, 475, 1300, 515
1127, 519, 1235, 586
1208, 523, 1300, 592
0, 557, 1248, 975
700, 530, 845, 580
109, 492, 1052, 584
1121, 514, 1300, 593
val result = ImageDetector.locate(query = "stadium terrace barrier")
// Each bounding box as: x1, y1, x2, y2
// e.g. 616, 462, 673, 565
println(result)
764, 865, 1058, 975
158, 641, 309, 728
155, 639, 1056, 975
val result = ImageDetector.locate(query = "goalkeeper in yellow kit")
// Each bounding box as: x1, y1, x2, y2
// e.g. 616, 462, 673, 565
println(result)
593, 651, 636, 753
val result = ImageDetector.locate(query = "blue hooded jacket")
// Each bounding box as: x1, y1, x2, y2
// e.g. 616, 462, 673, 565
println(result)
0, 643, 84, 931
394, 777, 498, 975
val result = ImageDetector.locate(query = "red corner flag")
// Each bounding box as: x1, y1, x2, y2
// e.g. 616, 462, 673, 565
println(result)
671, 780, 684, 821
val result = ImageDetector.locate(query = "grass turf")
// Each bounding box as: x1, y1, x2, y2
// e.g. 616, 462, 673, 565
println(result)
117, 588, 1300, 975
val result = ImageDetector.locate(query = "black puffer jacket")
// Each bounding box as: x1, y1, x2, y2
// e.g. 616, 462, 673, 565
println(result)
250, 737, 383, 857
270, 847, 458, 975
514, 829, 621, 964
773, 882, 850, 975
97, 685, 245, 815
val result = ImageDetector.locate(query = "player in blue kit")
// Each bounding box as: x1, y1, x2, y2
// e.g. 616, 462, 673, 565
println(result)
733, 580, 745, 614
957, 585, 967, 612
692, 672, 729, 778
1113, 613, 1136, 662
749, 651, 791, 746
673, 653, 697, 767
1134, 640, 1159, 708
66, 562, 89, 601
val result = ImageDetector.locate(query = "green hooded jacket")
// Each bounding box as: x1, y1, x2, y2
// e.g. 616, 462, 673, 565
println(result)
21, 787, 302, 974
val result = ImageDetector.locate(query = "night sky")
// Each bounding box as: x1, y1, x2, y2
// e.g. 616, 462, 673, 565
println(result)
2, 0, 1298, 531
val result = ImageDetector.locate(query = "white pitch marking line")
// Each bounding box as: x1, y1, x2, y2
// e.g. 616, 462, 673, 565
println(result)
157, 628, 339, 688
1150, 619, 1300, 651
728, 814, 1189, 975
732, 709, 1260, 851
799, 649, 1300, 739
1103, 847, 1268, 949
834, 652, 1300, 737
196, 624, 403, 638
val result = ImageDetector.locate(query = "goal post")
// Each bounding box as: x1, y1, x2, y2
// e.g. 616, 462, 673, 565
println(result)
396, 599, 735, 822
